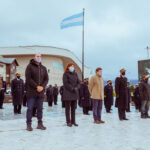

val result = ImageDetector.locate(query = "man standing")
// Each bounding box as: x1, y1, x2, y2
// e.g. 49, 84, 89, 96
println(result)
104, 80, 113, 113
25, 53, 49, 131
11, 73, 24, 114
0, 76, 7, 109
139, 75, 150, 118
80, 78, 91, 115
46, 85, 54, 107
89, 68, 105, 124
115, 68, 129, 121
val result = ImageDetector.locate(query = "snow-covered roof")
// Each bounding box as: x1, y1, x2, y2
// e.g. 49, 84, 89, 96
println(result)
0, 46, 92, 75
0, 56, 18, 65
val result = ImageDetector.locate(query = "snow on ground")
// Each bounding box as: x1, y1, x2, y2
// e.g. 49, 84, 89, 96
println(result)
0, 97, 150, 150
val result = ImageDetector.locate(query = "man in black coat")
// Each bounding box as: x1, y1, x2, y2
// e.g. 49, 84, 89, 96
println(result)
139, 75, 150, 118
126, 82, 131, 112
11, 73, 24, 114
25, 54, 49, 131
134, 84, 141, 111
60, 85, 65, 108
80, 78, 91, 115
0, 77, 7, 109
53, 84, 58, 105
46, 85, 54, 107
115, 68, 129, 121
104, 80, 113, 113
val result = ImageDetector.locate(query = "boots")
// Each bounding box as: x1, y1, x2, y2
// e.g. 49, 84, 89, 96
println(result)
26, 124, 33, 131
72, 123, 78, 127
145, 113, 150, 118
141, 113, 147, 119
37, 123, 46, 130
67, 123, 72, 127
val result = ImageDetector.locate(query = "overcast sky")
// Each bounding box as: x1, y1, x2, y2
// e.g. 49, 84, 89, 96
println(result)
0, 0, 149, 80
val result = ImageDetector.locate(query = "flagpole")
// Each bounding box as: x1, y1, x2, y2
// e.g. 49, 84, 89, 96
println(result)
82, 8, 85, 82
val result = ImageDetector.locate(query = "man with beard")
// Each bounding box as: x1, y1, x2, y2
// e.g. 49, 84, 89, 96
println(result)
139, 75, 150, 118
104, 80, 113, 113
80, 78, 91, 115
11, 73, 24, 114
25, 53, 49, 131
115, 68, 129, 121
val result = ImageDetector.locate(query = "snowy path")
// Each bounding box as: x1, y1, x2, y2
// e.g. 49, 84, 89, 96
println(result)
0, 98, 150, 150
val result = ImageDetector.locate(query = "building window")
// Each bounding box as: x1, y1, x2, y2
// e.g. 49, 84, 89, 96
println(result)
0, 64, 3, 68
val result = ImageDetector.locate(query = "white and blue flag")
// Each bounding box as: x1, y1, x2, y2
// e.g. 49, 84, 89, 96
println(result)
60, 12, 83, 29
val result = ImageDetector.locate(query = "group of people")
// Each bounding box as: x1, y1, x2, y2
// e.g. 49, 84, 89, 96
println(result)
0, 53, 150, 131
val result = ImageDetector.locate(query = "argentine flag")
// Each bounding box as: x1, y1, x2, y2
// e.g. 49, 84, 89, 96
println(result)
60, 12, 83, 29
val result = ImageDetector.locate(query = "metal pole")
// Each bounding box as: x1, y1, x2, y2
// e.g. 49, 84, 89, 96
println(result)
146, 46, 150, 59
82, 8, 85, 82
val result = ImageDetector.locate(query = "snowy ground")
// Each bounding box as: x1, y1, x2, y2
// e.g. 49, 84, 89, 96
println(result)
0, 96, 150, 150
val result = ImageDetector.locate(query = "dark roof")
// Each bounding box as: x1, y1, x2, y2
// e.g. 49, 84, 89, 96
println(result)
0, 56, 19, 66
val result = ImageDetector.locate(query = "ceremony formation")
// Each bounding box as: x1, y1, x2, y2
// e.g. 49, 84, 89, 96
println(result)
0, 0, 150, 150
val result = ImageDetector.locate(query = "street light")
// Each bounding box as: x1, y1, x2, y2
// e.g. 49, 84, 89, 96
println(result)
145, 46, 150, 59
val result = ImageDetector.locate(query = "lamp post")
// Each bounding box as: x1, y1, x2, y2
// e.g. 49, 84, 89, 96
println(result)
146, 46, 150, 59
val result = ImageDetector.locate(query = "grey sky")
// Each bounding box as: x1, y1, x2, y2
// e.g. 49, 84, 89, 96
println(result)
0, 0, 149, 80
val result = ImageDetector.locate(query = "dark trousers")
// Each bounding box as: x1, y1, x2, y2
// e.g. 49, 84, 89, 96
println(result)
0, 90, 4, 108
33, 107, 37, 116
26, 97, 44, 125
48, 101, 53, 107
134, 98, 141, 111
92, 99, 103, 121
106, 106, 111, 112
118, 108, 126, 120
83, 107, 89, 114
47, 95, 53, 107
14, 105, 22, 114
65, 100, 77, 124
62, 100, 65, 108
54, 95, 58, 105
126, 102, 130, 112
141, 100, 150, 116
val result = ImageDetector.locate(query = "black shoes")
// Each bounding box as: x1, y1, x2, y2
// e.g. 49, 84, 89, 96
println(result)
67, 123, 78, 127
123, 118, 129, 120
119, 118, 129, 121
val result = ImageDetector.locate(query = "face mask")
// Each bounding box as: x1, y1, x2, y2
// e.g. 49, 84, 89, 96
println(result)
36, 57, 41, 63
69, 67, 74, 72
122, 72, 125, 76
99, 72, 102, 76
17, 76, 20, 79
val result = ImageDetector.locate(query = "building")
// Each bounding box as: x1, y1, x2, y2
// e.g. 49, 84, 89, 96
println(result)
0, 56, 19, 85
138, 59, 150, 81
0, 46, 92, 86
